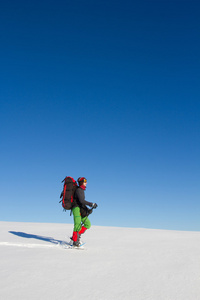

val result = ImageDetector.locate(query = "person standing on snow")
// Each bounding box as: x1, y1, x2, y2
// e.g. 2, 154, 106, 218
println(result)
71, 177, 98, 247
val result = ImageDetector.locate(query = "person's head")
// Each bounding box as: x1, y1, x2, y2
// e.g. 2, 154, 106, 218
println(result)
77, 177, 87, 187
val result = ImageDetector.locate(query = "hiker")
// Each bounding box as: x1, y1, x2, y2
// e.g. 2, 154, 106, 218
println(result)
71, 177, 97, 246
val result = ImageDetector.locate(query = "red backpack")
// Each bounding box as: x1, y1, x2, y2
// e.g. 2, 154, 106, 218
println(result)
59, 177, 78, 210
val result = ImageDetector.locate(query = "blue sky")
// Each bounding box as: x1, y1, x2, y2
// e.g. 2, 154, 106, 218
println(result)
0, 0, 199, 231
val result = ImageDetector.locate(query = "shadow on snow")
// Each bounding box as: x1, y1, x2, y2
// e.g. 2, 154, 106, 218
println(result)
9, 231, 65, 245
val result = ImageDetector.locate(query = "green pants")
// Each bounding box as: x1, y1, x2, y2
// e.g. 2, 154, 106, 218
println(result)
72, 206, 91, 232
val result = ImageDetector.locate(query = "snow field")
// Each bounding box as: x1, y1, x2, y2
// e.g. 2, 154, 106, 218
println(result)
1, 221, 200, 300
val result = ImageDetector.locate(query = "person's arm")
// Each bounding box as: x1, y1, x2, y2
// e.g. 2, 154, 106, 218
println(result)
76, 188, 93, 207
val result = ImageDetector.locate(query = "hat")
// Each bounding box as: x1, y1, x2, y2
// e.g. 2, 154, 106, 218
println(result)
77, 177, 87, 186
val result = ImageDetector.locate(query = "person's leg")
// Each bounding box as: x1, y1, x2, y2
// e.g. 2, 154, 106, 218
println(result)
78, 216, 91, 235
72, 207, 82, 244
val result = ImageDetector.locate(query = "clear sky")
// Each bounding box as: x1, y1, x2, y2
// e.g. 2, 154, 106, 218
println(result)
0, 0, 199, 231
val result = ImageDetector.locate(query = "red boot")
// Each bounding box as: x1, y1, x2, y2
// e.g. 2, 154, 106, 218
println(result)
72, 231, 80, 246
78, 226, 87, 235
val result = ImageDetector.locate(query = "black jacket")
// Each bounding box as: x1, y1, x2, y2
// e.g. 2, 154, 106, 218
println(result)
73, 187, 93, 217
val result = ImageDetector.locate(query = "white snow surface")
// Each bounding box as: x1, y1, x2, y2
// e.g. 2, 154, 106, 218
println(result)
1, 221, 200, 300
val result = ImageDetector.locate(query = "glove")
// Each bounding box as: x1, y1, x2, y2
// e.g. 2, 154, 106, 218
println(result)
92, 203, 98, 209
